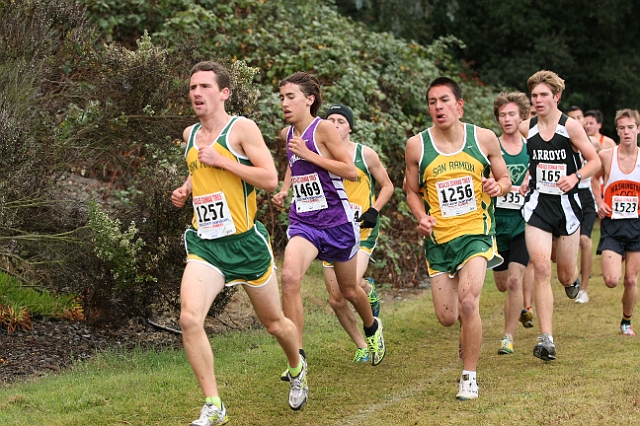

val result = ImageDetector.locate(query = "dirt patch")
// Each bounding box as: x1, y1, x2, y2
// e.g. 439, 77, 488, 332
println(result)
0, 291, 259, 386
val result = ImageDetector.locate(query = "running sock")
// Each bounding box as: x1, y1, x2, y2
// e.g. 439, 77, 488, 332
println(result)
205, 396, 222, 409
363, 319, 379, 337
622, 314, 632, 326
462, 370, 476, 381
288, 361, 303, 378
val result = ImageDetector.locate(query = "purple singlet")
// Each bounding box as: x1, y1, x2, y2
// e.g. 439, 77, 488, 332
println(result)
286, 117, 352, 229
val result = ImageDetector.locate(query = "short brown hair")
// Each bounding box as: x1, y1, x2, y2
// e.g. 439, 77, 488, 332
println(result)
493, 91, 531, 121
190, 61, 231, 90
614, 109, 640, 128
527, 70, 565, 96
279, 72, 323, 117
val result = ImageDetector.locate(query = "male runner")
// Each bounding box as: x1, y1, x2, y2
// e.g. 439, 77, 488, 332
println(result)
567, 105, 601, 304
492, 91, 531, 355
584, 109, 617, 150
171, 61, 306, 425
405, 77, 511, 400
519, 70, 601, 361
275, 72, 386, 370
596, 108, 640, 337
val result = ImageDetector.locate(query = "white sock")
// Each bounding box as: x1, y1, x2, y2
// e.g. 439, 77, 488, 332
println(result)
462, 370, 476, 381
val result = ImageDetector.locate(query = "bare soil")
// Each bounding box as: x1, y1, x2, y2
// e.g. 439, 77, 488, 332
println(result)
0, 291, 260, 386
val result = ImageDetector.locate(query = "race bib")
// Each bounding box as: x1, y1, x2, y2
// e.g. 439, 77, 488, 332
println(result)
193, 191, 236, 239
497, 185, 525, 210
350, 202, 363, 222
611, 195, 638, 219
536, 163, 566, 195
292, 173, 328, 213
436, 175, 477, 217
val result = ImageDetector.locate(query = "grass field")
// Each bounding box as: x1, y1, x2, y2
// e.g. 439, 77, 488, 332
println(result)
2, 227, 639, 425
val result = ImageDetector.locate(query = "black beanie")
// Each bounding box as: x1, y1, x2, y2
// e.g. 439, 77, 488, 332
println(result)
325, 104, 354, 131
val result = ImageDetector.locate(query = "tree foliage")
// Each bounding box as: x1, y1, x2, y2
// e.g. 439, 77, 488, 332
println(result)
337, 0, 640, 136
2, 0, 500, 323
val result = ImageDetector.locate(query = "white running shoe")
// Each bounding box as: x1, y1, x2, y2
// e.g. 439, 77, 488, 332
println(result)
190, 402, 228, 426
575, 290, 589, 304
287, 355, 308, 410
456, 374, 479, 400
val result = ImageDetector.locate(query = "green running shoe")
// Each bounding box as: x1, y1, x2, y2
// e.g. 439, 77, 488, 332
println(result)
498, 334, 514, 355
353, 347, 370, 363
366, 317, 386, 366
365, 277, 380, 317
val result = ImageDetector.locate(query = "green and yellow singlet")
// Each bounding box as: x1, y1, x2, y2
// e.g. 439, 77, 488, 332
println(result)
185, 117, 256, 239
344, 143, 376, 221
418, 123, 494, 244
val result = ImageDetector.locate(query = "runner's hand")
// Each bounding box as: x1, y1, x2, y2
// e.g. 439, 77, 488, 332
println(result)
357, 207, 378, 228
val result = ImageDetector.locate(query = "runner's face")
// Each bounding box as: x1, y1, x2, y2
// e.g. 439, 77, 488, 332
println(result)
530, 83, 559, 116
427, 85, 463, 129
529, 105, 537, 118
584, 116, 601, 136
498, 103, 523, 135
189, 71, 229, 117
326, 114, 351, 141
616, 117, 639, 146
567, 110, 584, 126
279, 83, 313, 124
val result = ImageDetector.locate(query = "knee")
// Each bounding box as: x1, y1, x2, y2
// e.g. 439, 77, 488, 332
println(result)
506, 275, 521, 293
557, 269, 576, 286
435, 306, 457, 327
280, 268, 302, 293
180, 310, 203, 333
458, 297, 478, 319
262, 316, 285, 338
328, 292, 347, 311
339, 285, 358, 302
603, 275, 619, 288
580, 235, 591, 250
623, 276, 638, 290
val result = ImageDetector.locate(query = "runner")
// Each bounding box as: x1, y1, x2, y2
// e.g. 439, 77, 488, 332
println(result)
171, 61, 306, 425
492, 91, 531, 355
567, 105, 601, 304
275, 72, 386, 370
519, 70, 601, 361
404, 77, 511, 400
596, 108, 640, 337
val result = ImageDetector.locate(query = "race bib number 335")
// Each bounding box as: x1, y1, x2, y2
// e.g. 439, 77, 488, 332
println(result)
436, 175, 477, 217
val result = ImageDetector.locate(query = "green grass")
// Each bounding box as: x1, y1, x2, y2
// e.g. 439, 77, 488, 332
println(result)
0, 272, 80, 318
2, 235, 640, 425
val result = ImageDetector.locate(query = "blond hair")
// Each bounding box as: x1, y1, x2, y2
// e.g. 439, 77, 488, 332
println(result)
527, 70, 565, 96
493, 91, 531, 121
614, 109, 640, 127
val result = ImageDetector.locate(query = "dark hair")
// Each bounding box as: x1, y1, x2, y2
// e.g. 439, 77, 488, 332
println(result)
426, 77, 463, 102
279, 72, 323, 117
190, 61, 231, 90
584, 109, 604, 124
567, 105, 583, 114
493, 91, 531, 121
